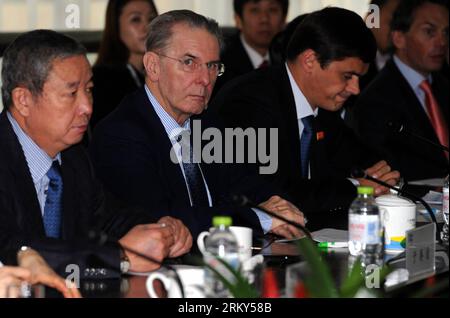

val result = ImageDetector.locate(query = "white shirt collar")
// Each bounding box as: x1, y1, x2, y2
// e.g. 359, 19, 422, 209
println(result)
375, 50, 391, 71
285, 64, 318, 120
240, 34, 270, 69
7, 112, 61, 184
393, 55, 432, 91
144, 85, 190, 141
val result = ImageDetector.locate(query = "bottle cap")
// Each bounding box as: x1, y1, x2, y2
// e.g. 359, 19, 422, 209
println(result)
357, 186, 374, 195
212, 216, 233, 227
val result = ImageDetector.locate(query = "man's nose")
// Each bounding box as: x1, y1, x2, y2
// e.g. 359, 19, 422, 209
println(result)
78, 91, 93, 116
196, 65, 212, 86
347, 76, 360, 95
435, 30, 448, 47
260, 11, 270, 23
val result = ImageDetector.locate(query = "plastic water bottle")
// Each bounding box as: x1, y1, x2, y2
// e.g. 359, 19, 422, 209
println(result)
203, 216, 240, 298
442, 175, 449, 245
348, 187, 383, 264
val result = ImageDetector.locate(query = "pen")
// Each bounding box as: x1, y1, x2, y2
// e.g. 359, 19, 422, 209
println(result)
317, 242, 348, 248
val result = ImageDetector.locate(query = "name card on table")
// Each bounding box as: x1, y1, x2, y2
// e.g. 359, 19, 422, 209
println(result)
405, 223, 436, 277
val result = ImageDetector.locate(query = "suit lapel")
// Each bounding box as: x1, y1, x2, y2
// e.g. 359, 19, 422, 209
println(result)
227, 34, 254, 75
390, 61, 444, 144
0, 113, 46, 237
135, 90, 192, 207
432, 74, 449, 122
277, 67, 305, 179
60, 152, 78, 239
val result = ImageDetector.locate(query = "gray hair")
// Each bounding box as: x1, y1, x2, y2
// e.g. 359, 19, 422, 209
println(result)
145, 10, 224, 53
1, 29, 86, 109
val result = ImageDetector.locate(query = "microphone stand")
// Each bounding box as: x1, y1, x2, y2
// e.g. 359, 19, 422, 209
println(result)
388, 122, 449, 153
352, 169, 442, 243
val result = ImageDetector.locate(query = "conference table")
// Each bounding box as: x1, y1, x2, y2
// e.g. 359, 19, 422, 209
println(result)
74, 236, 448, 299
34, 195, 447, 298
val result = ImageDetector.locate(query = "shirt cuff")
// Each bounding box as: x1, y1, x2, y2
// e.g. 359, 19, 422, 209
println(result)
252, 208, 272, 234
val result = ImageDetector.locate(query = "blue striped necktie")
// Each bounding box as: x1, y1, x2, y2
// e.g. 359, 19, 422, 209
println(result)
300, 116, 314, 178
179, 135, 209, 207
43, 160, 63, 238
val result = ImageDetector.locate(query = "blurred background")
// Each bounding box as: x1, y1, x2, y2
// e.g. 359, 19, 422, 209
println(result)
0, 0, 372, 111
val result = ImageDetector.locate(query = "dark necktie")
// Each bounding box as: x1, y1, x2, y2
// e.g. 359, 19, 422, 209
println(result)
420, 80, 449, 160
300, 116, 314, 178
179, 136, 209, 207
258, 60, 269, 69
43, 161, 63, 238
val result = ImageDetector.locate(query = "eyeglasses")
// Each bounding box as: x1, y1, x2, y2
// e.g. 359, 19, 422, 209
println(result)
154, 52, 225, 77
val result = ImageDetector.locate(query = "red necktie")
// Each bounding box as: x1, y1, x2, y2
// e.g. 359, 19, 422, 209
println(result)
420, 80, 449, 160
258, 60, 269, 69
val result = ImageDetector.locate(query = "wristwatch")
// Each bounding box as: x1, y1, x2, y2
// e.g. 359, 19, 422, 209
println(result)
119, 245, 130, 274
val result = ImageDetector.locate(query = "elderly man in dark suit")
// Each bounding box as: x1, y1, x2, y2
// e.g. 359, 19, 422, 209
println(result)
212, 7, 401, 230
353, 0, 449, 182
0, 30, 192, 280
90, 10, 305, 240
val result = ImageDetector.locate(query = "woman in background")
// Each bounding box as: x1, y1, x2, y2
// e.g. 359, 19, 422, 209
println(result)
91, 0, 158, 128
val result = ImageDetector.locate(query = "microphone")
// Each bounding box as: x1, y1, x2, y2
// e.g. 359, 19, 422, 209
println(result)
88, 230, 186, 298
387, 121, 449, 153
232, 194, 312, 239
351, 167, 442, 242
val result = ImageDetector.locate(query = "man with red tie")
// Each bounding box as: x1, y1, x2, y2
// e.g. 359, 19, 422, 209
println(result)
212, 0, 288, 96
353, 0, 449, 181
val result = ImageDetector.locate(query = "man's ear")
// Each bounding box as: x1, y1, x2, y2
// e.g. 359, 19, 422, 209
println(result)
11, 87, 34, 117
234, 13, 243, 31
391, 30, 406, 51
298, 49, 318, 74
143, 51, 160, 82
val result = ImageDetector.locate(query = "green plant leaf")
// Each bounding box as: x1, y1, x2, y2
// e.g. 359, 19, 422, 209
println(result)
340, 256, 365, 298
295, 238, 339, 298
203, 256, 260, 298
341, 258, 392, 298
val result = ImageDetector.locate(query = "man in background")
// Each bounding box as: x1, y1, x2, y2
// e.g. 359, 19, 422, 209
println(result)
213, 0, 288, 95
353, 0, 449, 181
343, 0, 401, 124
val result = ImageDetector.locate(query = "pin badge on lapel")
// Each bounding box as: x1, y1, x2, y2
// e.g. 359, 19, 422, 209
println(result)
316, 131, 325, 141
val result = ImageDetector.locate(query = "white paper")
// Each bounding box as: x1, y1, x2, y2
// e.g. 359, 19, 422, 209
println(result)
275, 228, 349, 243
409, 178, 445, 187
422, 191, 443, 205
311, 228, 348, 243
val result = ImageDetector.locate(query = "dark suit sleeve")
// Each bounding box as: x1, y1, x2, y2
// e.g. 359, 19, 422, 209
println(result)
211, 75, 366, 230
89, 131, 265, 239
352, 88, 411, 175
0, 187, 121, 279
315, 110, 381, 178
0, 146, 157, 279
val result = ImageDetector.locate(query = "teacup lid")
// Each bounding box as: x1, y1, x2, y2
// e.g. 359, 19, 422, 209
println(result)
375, 194, 415, 207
